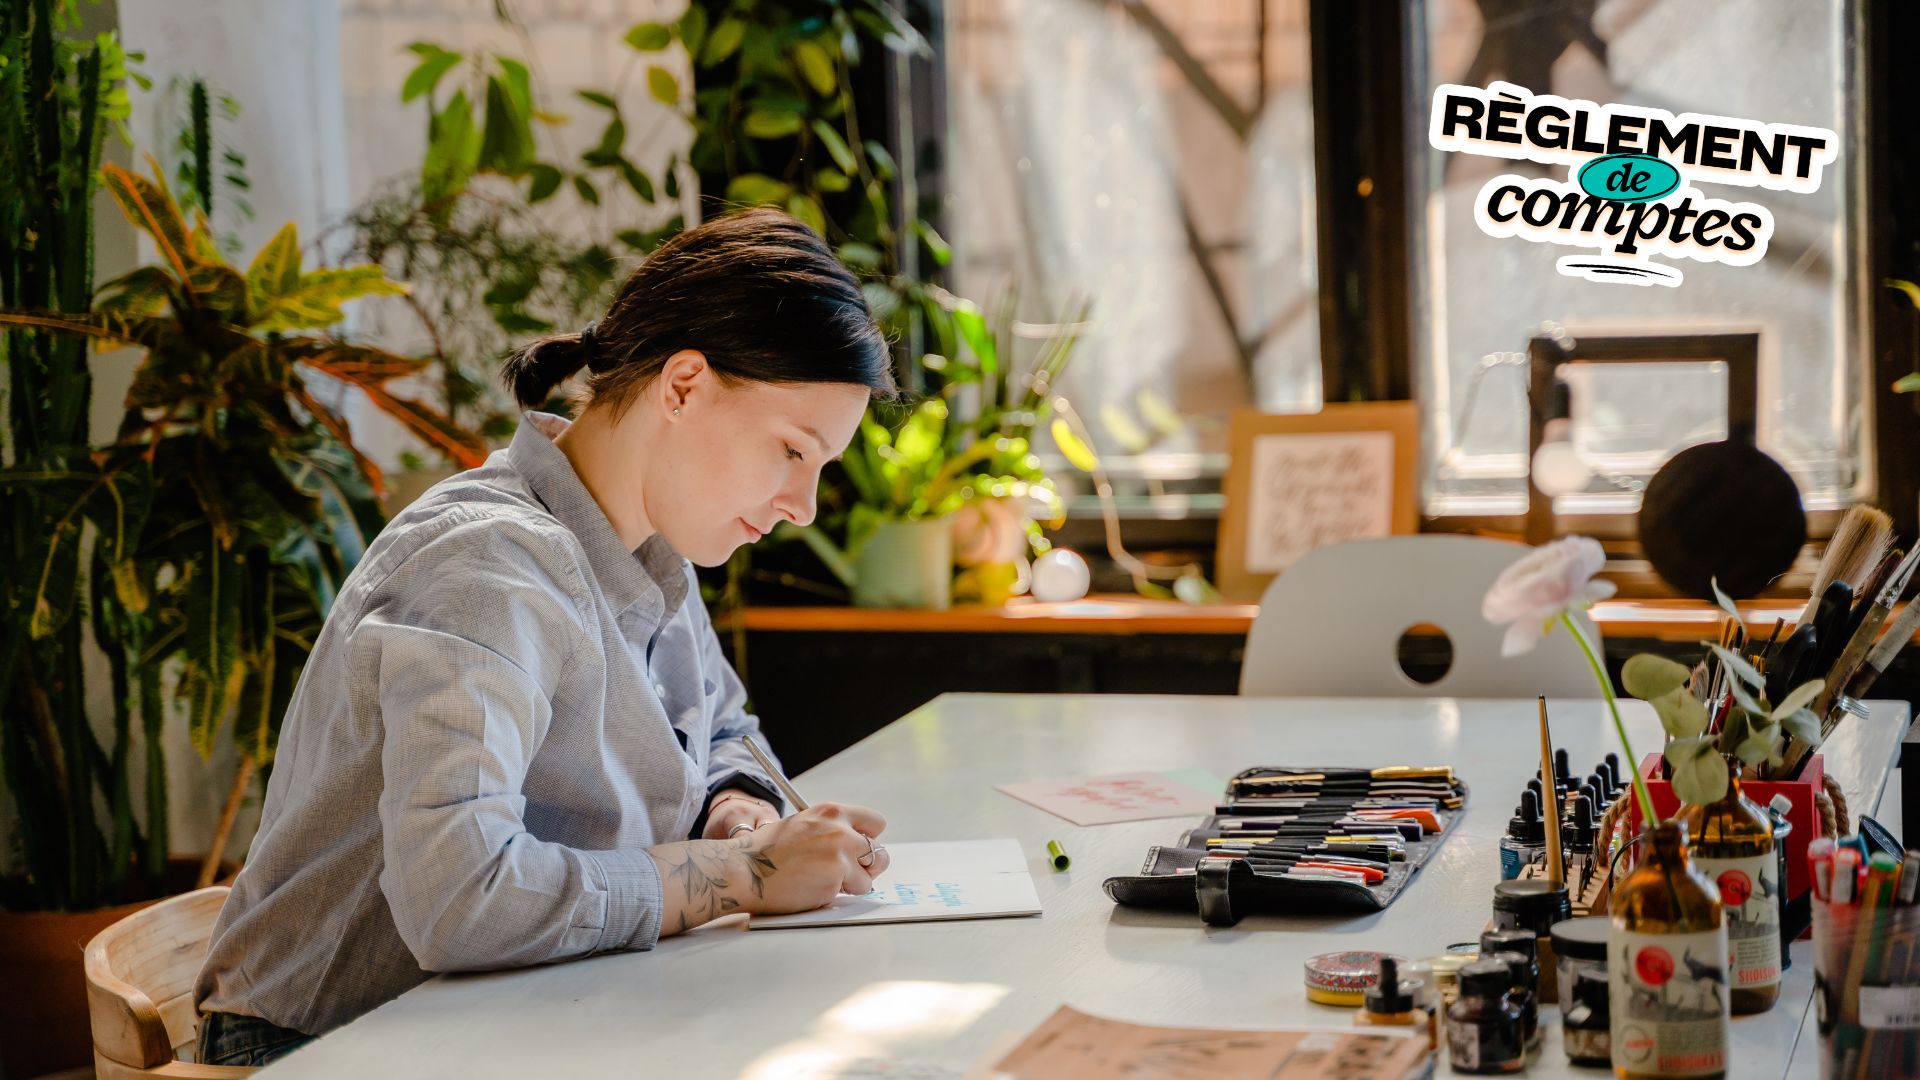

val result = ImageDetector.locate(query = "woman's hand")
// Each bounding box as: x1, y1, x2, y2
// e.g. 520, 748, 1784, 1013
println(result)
646, 801, 889, 936
701, 788, 781, 841
748, 803, 891, 910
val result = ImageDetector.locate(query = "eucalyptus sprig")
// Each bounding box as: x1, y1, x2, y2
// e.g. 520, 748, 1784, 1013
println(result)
1622, 584, 1824, 805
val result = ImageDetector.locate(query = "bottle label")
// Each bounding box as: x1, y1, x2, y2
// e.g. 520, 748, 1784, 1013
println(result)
1693, 852, 1781, 989
1446, 1017, 1484, 1069
1499, 840, 1522, 880
1610, 925, 1731, 1076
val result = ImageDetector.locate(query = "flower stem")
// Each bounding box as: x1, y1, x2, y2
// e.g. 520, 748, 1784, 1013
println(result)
1561, 610, 1661, 827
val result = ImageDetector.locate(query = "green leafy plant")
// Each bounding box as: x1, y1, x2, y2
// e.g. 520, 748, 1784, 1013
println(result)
0, 0, 149, 910
783, 290, 1090, 585
165, 76, 252, 255
1892, 279, 1920, 394
370, 1, 941, 448
633, 1, 934, 273
1, 160, 486, 895
1621, 584, 1824, 805
347, 184, 631, 441
351, 15, 695, 444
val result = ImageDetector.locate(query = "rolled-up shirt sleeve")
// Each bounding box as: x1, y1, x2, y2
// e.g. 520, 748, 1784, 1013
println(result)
360, 520, 665, 972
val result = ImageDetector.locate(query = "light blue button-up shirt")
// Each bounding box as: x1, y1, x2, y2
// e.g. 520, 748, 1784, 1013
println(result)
195, 412, 782, 1035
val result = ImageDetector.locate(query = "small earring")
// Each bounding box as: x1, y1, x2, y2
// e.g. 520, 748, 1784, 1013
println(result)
673, 407, 681, 416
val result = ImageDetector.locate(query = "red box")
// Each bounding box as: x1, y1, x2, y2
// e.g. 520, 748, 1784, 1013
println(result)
1628, 753, 1824, 902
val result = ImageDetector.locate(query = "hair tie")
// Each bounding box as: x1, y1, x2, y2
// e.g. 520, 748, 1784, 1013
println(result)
579, 323, 607, 373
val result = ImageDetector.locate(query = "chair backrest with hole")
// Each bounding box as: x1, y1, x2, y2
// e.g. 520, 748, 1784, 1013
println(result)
1239, 535, 1603, 698
84, 884, 255, 1078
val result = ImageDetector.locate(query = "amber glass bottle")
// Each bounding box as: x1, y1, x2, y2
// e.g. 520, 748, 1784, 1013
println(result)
1609, 820, 1729, 1079
1675, 763, 1780, 1014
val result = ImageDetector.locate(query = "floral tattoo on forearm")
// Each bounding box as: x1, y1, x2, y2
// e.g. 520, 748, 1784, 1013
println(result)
658, 838, 779, 932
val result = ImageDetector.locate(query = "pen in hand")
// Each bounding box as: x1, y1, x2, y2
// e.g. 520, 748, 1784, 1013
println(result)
742, 734, 809, 812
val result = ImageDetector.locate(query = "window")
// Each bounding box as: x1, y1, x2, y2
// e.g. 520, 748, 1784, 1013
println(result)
942, 0, 1320, 430
1412, 0, 1868, 526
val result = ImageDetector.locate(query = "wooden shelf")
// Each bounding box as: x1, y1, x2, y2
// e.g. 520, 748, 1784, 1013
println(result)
715, 595, 1902, 642
718, 596, 1258, 636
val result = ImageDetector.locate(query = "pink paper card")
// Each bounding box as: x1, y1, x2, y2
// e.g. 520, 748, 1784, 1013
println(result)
995, 771, 1218, 826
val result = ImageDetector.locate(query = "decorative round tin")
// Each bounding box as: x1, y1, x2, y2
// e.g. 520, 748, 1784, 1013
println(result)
1304, 950, 1407, 1007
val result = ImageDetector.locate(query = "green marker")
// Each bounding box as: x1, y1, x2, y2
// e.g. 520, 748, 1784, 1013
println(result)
1046, 840, 1071, 872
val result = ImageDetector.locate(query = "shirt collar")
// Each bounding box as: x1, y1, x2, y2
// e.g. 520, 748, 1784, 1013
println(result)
506, 412, 689, 621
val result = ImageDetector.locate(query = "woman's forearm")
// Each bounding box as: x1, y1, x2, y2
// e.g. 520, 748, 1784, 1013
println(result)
645, 836, 780, 936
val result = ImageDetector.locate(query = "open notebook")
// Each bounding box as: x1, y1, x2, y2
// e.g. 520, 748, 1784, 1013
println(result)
747, 839, 1043, 930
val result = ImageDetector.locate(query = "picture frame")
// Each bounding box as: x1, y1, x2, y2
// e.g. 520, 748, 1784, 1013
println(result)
1216, 402, 1421, 600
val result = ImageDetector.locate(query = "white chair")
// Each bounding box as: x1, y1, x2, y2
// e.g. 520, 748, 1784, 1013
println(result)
1239, 535, 1603, 698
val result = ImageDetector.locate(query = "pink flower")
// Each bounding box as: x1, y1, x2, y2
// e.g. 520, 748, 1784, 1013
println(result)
1482, 536, 1616, 657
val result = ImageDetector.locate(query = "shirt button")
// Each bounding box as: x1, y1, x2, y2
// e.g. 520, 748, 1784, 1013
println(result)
654, 681, 666, 698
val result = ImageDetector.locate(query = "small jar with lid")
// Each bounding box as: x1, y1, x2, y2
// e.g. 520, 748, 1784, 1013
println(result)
1491, 878, 1571, 1003
1304, 950, 1406, 1008
1402, 960, 1441, 1052
1446, 959, 1526, 1074
1422, 952, 1476, 1008
1548, 915, 1608, 1008
1562, 968, 1611, 1066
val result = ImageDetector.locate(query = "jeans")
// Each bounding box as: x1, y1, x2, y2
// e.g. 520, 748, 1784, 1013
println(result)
196, 1010, 316, 1067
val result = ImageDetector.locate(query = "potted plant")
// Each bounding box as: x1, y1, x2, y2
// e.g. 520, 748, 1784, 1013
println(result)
0, 156, 485, 1072
1614, 582, 1831, 901
0, 7, 152, 1073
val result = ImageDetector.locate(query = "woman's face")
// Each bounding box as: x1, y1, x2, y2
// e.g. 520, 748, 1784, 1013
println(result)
642, 351, 870, 567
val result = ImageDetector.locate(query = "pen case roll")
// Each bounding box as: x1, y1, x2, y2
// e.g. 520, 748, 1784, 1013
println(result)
1102, 763, 1466, 926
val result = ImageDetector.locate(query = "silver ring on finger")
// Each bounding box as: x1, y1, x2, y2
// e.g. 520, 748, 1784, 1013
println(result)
857, 835, 876, 868
728, 823, 755, 839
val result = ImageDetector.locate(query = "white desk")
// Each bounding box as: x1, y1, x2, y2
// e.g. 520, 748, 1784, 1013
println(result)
257, 695, 1908, 1079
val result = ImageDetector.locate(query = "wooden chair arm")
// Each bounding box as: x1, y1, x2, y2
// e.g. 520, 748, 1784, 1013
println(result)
94, 1055, 257, 1079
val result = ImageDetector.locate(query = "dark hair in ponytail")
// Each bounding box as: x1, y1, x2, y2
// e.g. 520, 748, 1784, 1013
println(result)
500, 207, 896, 410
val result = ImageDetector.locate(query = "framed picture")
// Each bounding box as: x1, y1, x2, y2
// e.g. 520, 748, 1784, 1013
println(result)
1216, 403, 1421, 600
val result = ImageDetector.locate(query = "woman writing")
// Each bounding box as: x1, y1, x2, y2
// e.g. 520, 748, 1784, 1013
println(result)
194, 209, 896, 1065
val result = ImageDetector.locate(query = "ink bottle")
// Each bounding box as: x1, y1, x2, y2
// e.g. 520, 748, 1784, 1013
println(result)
1675, 759, 1780, 1014
1500, 789, 1546, 880
1446, 960, 1525, 1074
1563, 969, 1612, 1067
1609, 819, 1729, 1079
1356, 957, 1428, 1047
1482, 929, 1541, 1045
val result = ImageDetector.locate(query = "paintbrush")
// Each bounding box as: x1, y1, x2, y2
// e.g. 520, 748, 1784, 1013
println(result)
1809, 581, 1858, 680
1798, 505, 1894, 628
1845, 599, 1920, 701
1708, 617, 1741, 705
1817, 505, 1895, 595
1820, 548, 1920, 713
1759, 617, 1786, 665
1539, 697, 1565, 891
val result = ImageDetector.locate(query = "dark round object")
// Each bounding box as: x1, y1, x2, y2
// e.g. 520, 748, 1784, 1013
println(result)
1549, 916, 1609, 962
1493, 879, 1572, 936
1638, 440, 1805, 600
1481, 928, 1537, 961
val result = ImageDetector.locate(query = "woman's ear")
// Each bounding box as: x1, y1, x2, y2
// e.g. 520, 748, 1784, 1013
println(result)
658, 349, 710, 418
